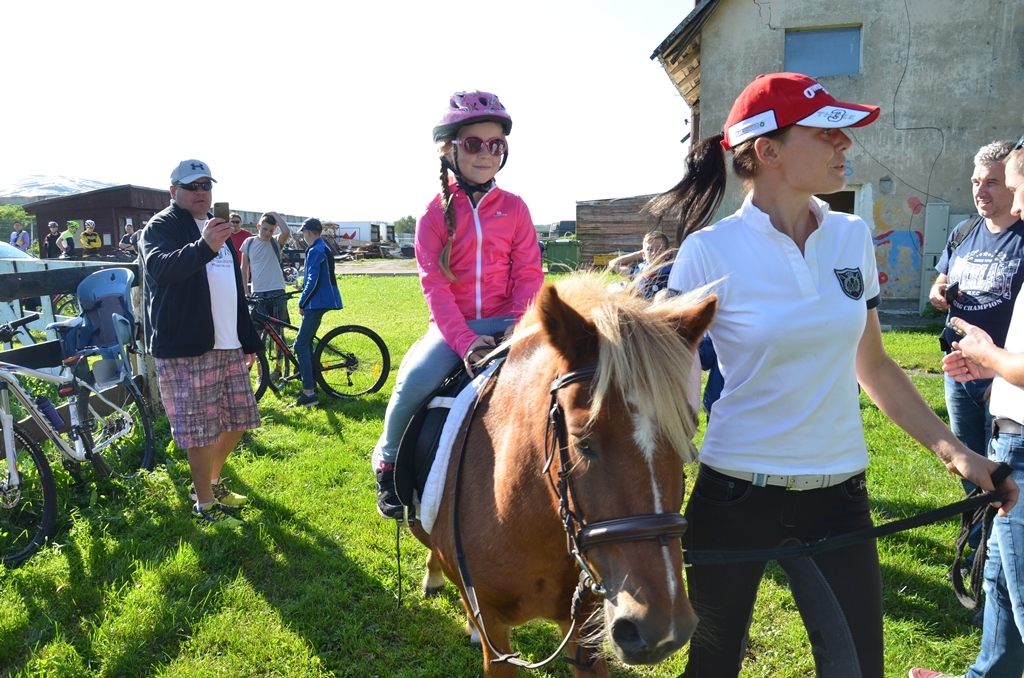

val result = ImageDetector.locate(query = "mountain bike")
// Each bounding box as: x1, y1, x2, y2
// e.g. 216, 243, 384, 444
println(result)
247, 293, 390, 402
0, 312, 155, 566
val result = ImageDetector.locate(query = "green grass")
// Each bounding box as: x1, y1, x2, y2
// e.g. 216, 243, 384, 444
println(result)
0, 281, 978, 677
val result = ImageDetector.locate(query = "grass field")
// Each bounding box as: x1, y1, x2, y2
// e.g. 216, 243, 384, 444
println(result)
1, 275, 984, 677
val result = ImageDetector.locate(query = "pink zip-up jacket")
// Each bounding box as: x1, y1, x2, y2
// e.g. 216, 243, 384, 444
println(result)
416, 183, 544, 359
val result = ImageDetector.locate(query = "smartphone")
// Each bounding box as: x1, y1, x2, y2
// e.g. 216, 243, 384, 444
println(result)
944, 281, 960, 305
213, 202, 230, 221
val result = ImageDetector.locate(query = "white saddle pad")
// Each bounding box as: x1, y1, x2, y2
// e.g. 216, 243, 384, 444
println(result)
419, 359, 503, 534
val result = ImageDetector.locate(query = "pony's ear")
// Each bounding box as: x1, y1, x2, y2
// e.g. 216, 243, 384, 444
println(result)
537, 284, 596, 364
657, 294, 718, 350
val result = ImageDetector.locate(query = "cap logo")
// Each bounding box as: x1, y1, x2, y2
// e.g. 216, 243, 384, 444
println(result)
191, 162, 205, 171
826, 110, 845, 123
803, 83, 827, 98
726, 110, 779, 148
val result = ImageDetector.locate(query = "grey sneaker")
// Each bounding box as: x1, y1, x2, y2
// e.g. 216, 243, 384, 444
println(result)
190, 480, 248, 508
193, 503, 243, 529
294, 392, 319, 407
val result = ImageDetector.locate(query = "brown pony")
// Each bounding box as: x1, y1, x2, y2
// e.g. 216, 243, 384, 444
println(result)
410, 274, 716, 677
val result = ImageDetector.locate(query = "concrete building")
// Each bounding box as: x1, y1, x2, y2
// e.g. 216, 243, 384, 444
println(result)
651, 0, 1024, 302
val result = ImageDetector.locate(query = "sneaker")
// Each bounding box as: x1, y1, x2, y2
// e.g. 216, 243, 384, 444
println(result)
190, 480, 249, 508
294, 392, 319, 407
376, 462, 404, 519
193, 503, 243, 529
909, 669, 965, 678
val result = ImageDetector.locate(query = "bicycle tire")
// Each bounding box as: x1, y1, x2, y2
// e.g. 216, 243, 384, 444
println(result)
250, 344, 270, 402
80, 378, 156, 476
0, 421, 57, 567
55, 294, 80, 318
264, 322, 301, 399
314, 325, 390, 398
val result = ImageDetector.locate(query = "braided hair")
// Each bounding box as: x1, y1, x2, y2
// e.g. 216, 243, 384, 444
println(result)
438, 150, 458, 282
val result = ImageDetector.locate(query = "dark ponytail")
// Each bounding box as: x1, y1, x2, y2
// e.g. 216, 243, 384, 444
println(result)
645, 133, 728, 247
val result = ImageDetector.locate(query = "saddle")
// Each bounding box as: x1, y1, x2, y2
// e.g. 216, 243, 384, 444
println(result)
393, 343, 509, 523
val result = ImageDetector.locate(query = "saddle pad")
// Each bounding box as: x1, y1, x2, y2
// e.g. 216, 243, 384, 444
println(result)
420, 359, 503, 534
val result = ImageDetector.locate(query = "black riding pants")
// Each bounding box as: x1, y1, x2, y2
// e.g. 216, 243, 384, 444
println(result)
681, 466, 883, 678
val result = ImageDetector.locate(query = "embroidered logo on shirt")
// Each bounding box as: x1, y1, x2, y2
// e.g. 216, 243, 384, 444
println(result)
834, 268, 864, 300
493, 211, 507, 217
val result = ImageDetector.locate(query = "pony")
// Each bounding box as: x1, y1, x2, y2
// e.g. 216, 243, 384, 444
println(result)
410, 273, 716, 677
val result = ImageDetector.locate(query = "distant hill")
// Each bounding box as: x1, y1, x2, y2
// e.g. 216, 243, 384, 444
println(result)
0, 176, 118, 204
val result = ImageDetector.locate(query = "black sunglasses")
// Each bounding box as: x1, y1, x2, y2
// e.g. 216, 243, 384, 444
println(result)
1015, 133, 1024, 151
175, 180, 213, 191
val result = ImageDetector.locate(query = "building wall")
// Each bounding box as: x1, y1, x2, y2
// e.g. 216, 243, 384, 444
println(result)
696, 0, 1024, 299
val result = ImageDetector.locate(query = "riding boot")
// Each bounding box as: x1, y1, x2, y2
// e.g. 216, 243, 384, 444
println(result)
375, 462, 404, 519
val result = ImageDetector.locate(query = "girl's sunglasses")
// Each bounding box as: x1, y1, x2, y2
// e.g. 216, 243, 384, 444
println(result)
454, 136, 507, 156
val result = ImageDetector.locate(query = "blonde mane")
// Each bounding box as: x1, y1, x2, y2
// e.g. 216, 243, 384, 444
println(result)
513, 273, 702, 462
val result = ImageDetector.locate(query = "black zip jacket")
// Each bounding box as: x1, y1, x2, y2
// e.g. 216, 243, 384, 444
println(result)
138, 202, 261, 358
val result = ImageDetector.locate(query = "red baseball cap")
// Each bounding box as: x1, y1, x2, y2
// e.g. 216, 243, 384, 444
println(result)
721, 72, 880, 150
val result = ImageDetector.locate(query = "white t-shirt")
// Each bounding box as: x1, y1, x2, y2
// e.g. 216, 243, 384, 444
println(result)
670, 194, 880, 476
241, 236, 286, 293
989, 290, 1024, 423
195, 218, 241, 350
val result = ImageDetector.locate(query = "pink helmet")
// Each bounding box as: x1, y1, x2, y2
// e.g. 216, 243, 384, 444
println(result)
432, 90, 512, 142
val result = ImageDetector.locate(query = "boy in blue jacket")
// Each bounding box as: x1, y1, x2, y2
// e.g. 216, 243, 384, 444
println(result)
294, 218, 343, 407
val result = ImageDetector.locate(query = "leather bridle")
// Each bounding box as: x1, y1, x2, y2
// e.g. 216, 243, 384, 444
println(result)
452, 364, 690, 670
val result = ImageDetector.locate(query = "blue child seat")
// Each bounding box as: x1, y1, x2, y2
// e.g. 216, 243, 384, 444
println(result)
64, 268, 137, 385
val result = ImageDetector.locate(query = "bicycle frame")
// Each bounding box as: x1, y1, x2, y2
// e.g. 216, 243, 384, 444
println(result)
0, 359, 135, 467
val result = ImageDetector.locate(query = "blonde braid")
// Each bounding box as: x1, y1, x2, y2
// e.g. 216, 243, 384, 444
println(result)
438, 157, 458, 281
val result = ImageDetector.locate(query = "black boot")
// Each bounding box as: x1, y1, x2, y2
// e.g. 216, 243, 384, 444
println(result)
375, 462, 404, 519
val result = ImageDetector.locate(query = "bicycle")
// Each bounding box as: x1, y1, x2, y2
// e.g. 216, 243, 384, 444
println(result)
0, 312, 156, 566
247, 293, 390, 402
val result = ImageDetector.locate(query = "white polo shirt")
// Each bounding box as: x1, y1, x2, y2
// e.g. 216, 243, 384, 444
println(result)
670, 194, 880, 476
989, 290, 1024, 424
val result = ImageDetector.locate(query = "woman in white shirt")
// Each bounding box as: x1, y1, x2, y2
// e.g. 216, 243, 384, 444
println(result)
652, 72, 1017, 678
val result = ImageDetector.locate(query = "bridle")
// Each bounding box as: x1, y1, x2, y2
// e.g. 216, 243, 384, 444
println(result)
452, 363, 689, 670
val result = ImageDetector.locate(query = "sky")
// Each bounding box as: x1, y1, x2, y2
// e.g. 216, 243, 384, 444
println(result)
3, 1, 695, 226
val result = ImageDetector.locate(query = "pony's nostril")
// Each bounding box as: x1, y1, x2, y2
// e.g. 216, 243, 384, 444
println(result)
611, 618, 647, 654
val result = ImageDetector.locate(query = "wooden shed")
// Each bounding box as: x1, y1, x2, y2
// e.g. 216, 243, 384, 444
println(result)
23, 185, 169, 258
576, 194, 670, 266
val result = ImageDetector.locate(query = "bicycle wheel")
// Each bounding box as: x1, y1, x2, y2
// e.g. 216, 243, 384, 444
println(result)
264, 322, 301, 399
80, 378, 156, 476
0, 421, 57, 567
55, 294, 80, 317
249, 344, 270, 402
315, 325, 390, 398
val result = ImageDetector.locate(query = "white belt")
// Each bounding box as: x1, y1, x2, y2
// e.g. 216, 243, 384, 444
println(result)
706, 465, 863, 491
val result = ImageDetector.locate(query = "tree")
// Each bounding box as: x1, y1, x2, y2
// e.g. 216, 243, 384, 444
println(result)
394, 215, 416, 235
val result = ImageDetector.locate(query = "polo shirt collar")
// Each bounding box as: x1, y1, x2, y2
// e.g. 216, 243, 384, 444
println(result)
738, 192, 829, 235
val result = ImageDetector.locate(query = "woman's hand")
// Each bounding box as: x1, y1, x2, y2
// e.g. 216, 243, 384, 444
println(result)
463, 335, 496, 378
947, 450, 1018, 516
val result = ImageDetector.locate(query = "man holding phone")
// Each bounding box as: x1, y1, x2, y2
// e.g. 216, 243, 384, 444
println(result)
928, 140, 1024, 572
137, 159, 262, 529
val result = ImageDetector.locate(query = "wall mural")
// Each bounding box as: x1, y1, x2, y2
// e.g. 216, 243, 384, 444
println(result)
871, 197, 925, 298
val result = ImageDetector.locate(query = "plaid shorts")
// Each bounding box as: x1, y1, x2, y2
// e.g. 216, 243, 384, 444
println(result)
155, 348, 261, 450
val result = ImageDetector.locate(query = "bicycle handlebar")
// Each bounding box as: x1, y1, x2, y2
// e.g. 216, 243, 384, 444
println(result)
0, 312, 41, 343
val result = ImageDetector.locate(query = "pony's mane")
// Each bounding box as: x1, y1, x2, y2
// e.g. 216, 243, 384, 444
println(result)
514, 273, 703, 463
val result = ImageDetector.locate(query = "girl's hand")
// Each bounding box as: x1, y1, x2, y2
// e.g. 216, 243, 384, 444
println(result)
463, 335, 496, 377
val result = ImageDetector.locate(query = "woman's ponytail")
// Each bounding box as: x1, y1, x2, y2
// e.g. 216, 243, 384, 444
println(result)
646, 133, 728, 246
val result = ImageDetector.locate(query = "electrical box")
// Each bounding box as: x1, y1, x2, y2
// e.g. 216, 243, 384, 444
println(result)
919, 202, 950, 312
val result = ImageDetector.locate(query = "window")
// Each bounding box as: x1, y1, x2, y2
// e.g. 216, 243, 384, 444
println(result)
785, 26, 862, 77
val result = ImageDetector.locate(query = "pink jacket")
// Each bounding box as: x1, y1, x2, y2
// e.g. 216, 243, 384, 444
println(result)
416, 183, 544, 358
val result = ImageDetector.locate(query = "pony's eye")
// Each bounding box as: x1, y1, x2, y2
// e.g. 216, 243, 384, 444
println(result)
574, 439, 596, 458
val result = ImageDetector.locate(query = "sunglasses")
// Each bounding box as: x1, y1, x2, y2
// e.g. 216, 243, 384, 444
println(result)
454, 136, 507, 156
175, 180, 213, 191
1015, 133, 1024, 151
230, 220, 241, 225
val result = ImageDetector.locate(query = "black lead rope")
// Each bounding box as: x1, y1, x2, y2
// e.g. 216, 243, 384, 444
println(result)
687, 463, 1013, 592
950, 463, 1014, 610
